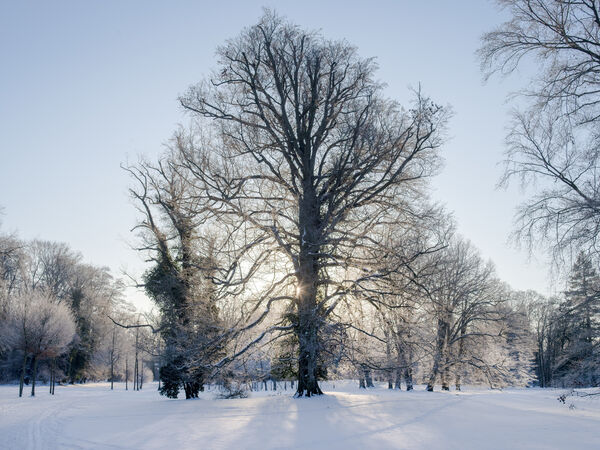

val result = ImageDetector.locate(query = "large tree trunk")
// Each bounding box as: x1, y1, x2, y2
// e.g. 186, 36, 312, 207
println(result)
296, 307, 322, 396
295, 188, 323, 398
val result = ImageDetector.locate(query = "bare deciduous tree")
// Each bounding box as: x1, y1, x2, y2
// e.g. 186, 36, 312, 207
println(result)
176, 11, 447, 396
480, 0, 600, 265
419, 239, 509, 391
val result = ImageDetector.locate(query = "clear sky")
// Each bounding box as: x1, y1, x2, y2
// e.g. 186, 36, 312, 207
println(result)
0, 0, 554, 310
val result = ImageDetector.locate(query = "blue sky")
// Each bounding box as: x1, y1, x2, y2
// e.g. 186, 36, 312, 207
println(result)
0, 1, 552, 309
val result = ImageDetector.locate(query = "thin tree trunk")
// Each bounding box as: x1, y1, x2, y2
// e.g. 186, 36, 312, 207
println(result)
31, 356, 38, 397
455, 324, 466, 391
134, 326, 139, 391
405, 331, 414, 391
51, 358, 56, 395
67, 352, 73, 384
385, 329, 393, 389
49, 358, 55, 395
110, 327, 116, 390
19, 352, 27, 398
125, 358, 128, 391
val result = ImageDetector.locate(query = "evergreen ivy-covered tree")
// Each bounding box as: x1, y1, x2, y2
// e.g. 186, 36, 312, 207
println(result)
127, 154, 226, 399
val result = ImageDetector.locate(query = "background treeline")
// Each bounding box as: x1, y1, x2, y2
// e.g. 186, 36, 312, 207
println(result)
0, 229, 154, 396
2, 217, 598, 397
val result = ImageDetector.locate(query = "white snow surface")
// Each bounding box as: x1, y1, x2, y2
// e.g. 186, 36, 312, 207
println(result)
1, 381, 599, 449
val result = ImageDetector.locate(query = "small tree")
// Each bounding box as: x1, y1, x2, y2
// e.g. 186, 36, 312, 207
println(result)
2, 290, 76, 396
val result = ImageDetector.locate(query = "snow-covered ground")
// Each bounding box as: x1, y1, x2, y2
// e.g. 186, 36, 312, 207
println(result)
1, 381, 599, 449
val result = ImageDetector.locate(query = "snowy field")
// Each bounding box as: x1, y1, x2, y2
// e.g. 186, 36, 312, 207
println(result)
1, 381, 600, 450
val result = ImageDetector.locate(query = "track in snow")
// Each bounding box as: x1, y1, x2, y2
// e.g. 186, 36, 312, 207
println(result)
1, 381, 599, 449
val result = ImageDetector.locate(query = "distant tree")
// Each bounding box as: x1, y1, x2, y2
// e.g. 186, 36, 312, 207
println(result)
0, 225, 130, 387
66, 263, 122, 383
2, 290, 76, 397
554, 252, 600, 385
513, 290, 554, 386
419, 239, 509, 391
521, 254, 600, 388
